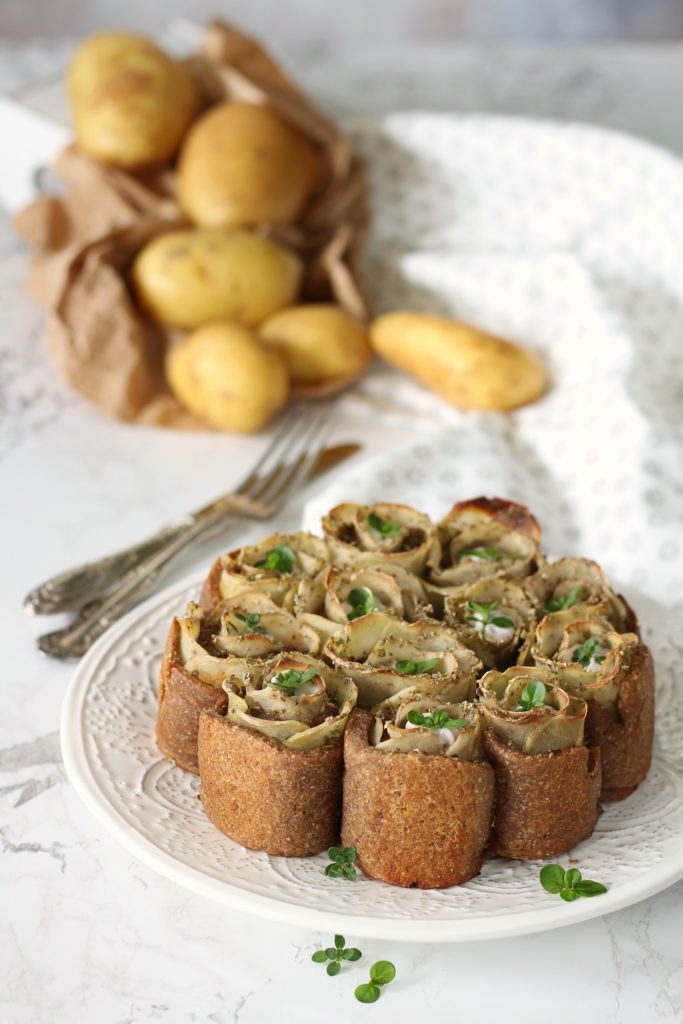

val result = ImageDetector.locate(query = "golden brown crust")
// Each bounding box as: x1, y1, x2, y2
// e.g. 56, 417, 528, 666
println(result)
341, 709, 494, 888
199, 556, 224, 614
155, 617, 228, 773
584, 643, 654, 802
482, 730, 601, 860
198, 709, 344, 855
446, 497, 541, 543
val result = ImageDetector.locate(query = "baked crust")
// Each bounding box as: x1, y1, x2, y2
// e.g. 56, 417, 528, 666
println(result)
198, 709, 344, 855
482, 730, 601, 860
445, 497, 542, 542
341, 709, 494, 888
584, 643, 654, 801
199, 556, 224, 614
155, 616, 228, 773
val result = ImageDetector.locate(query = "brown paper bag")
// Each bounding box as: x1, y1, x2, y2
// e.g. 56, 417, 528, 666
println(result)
13, 20, 370, 428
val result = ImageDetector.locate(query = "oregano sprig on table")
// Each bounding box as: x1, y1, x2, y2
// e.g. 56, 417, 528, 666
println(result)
539, 864, 607, 901
311, 934, 362, 976
324, 845, 357, 880
355, 961, 397, 1003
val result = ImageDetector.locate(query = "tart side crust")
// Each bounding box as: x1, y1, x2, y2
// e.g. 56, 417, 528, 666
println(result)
585, 642, 654, 802
482, 730, 602, 860
198, 710, 344, 856
156, 616, 228, 774
341, 709, 494, 888
199, 556, 224, 614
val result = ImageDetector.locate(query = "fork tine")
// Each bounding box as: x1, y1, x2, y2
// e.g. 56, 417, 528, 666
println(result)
232, 403, 310, 499
252, 404, 336, 512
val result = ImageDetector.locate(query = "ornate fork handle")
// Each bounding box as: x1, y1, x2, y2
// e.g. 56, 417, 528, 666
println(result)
36, 510, 234, 660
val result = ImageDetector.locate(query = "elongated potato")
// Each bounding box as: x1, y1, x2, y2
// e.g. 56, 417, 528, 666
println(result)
68, 32, 198, 169
166, 323, 289, 433
178, 102, 320, 228
132, 229, 302, 329
371, 311, 547, 411
259, 304, 371, 390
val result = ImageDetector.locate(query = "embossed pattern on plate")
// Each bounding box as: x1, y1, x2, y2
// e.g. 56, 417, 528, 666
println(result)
61, 569, 683, 942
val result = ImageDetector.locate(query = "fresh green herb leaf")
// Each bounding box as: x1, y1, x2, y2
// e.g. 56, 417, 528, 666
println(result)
539, 864, 566, 894
574, 880, 608, 897
368, 512, 403, 537
544, 583, 584, 613
395, 657, 440, 675
347, 586, 377, 620
515, 680, 547, 712
234, 611, 267, 635
324, 845, 357, 880
268, 667, 318, 695
572, 635, 606, 668
369, 961, 396, 986
406, 709, 469, 731
355, 984, 380, 1004
311, 934, 363, 975
254, 544, 296, 573
459, 545, 522, 562
490, 616, 515, 628
540, 864, 608, 901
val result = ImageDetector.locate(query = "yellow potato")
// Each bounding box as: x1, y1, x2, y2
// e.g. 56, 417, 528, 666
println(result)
132, 229, 302, 329
177, 102, 320, 228
68, 32, 198, 169
370, 311, 548, 412
259, 304, 371, 388
166, 323, 289, 433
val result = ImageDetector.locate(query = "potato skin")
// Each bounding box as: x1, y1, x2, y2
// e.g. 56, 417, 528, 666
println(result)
68, 32, 198, 169
370, 311, 548, 411
259, 304, 371, 387
177, 102, 320, 228
166, 322, 289, 433
132, 228, 302, 329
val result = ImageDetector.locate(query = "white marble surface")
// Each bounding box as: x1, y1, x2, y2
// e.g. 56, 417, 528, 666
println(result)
2, 40, 683, 1024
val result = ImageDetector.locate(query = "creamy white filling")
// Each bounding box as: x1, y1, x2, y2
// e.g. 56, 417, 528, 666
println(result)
568, 644, 610, 672
483, 621, 515, 644
404, 720, 459, 748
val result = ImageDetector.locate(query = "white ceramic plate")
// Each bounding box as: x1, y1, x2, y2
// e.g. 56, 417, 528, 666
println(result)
61, 565, 683, 944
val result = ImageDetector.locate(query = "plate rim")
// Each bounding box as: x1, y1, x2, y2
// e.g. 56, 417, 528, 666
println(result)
60, 570, 683, 943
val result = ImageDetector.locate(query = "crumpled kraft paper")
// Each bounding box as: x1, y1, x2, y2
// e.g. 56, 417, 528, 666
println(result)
13, 20, 370, 428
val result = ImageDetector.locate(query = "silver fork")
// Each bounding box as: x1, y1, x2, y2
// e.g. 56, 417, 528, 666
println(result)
35, 402, 337, 660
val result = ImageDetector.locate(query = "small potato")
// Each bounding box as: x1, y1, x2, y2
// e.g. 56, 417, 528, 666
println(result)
370, 311, 548, 412
132, 229, 302, 330
68, 32, 198, 169
259, 304, 371, 390
166, 323, 289, 433
178, 102, 320, 228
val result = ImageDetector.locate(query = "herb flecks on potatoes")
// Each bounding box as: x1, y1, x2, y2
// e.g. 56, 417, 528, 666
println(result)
178, 102, 321, 229
68, 32, 198, 169
166, 323, 289, 433
370, 311, 548, 412
132, 229, 302, 330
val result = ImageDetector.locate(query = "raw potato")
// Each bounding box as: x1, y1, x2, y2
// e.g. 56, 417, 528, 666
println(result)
68, 32, 198, 169
259, 304, 372, 390
371, 311, 548, 411
132, 229, 303, 330
177, 102, 320, 228
166, 323, 289, 433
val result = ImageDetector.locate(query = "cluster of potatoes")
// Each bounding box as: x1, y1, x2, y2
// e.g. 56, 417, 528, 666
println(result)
68, 31, 548, 432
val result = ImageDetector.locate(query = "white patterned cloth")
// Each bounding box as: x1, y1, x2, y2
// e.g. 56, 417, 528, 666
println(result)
303, 114, 683, 611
